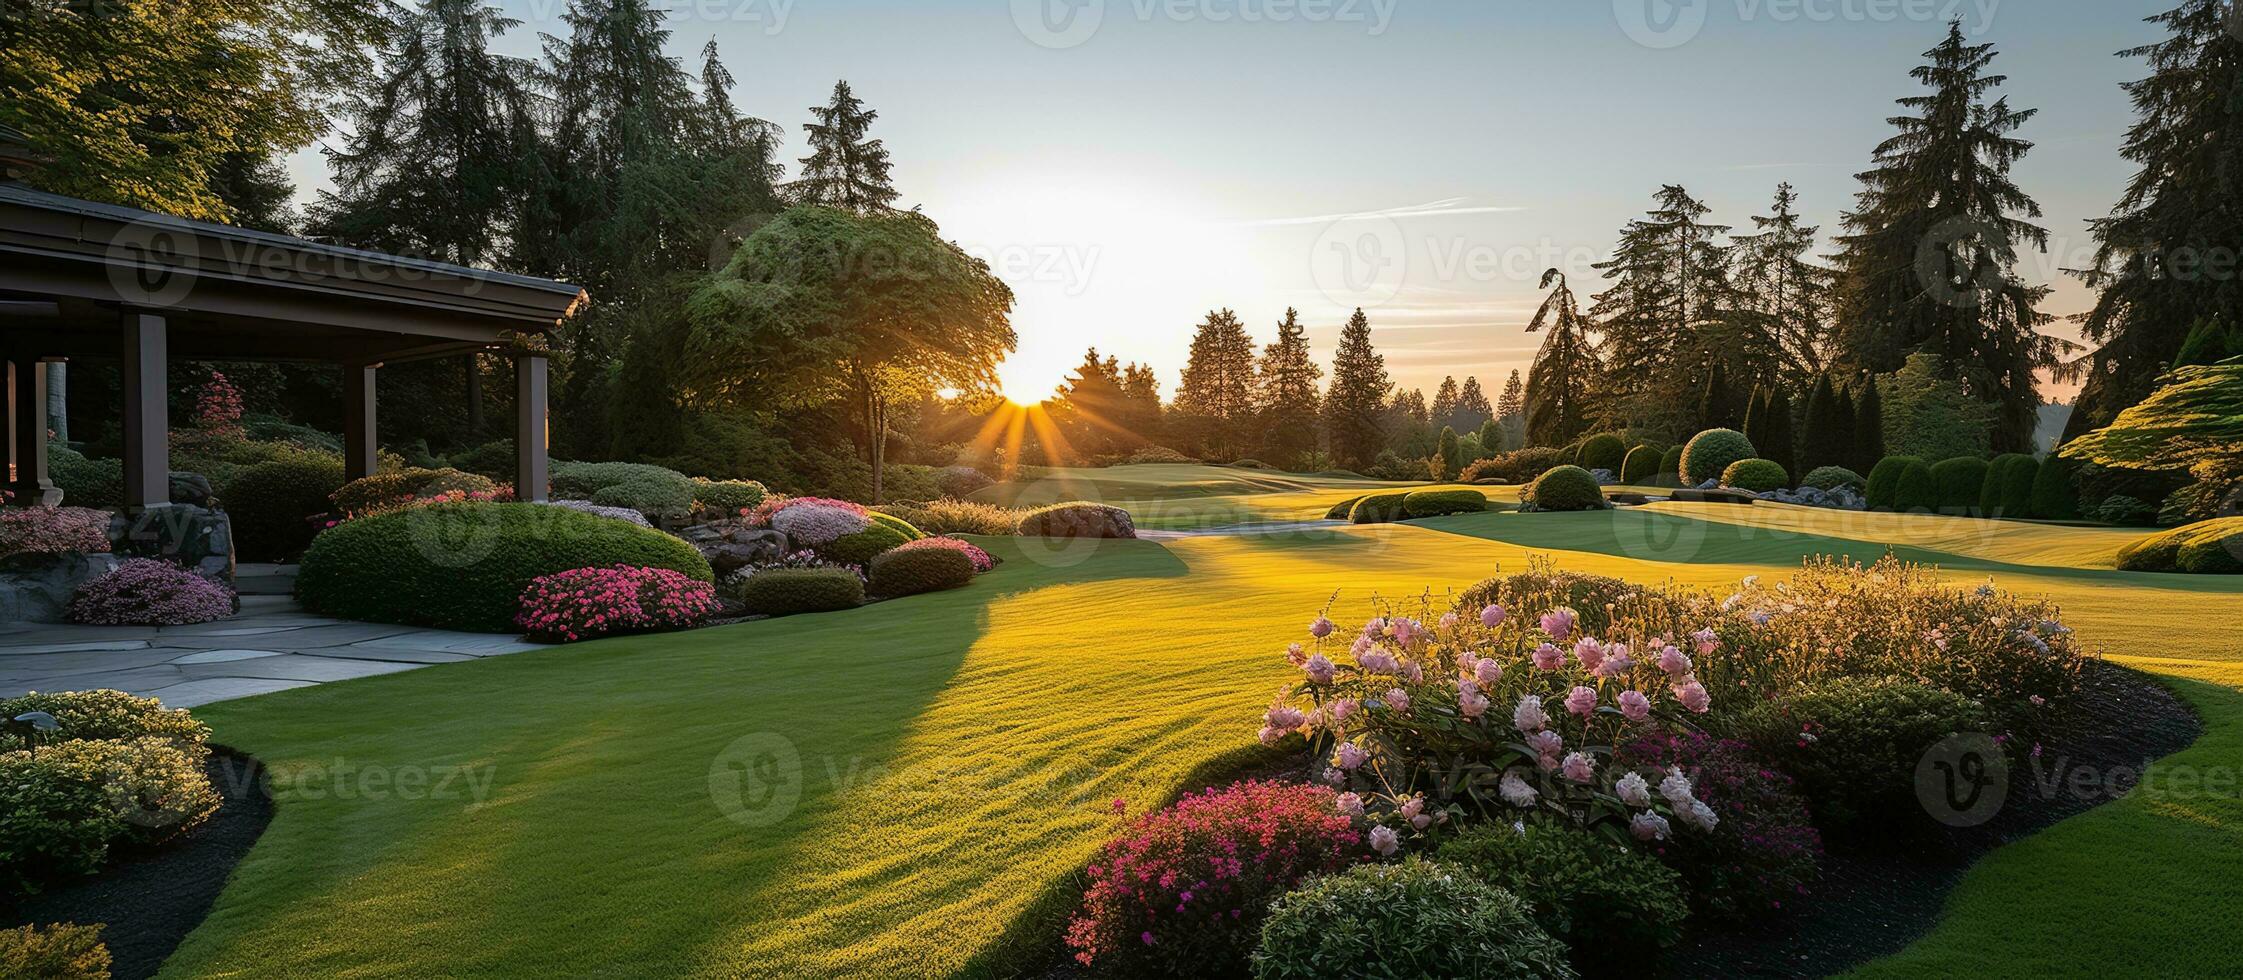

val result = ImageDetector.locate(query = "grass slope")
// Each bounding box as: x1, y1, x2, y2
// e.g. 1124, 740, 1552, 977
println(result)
164, 501, 2243, 978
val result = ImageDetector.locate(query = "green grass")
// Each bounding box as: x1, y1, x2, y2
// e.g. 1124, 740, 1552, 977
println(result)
972, 462, 1505, 530
162, 473, 2243, 978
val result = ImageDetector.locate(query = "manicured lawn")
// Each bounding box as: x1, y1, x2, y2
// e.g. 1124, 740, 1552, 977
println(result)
163, 490, 2243, 978
975, 462, 1508, 530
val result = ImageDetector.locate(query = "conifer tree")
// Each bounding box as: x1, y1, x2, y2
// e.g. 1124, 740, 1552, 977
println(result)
1119, 363, 1164, 443
1430, 377, 1461, 429
1175, 309, 1257, 459
791, 79, 897, 211
1742, 385, 1770, 450
1437, 426, 1463, 480
1255, 307, 1324, 467
1454, 376, 1494, 434
1851, 376, 1886, 473
1762, 386, 1798, 480
1800, 373, 1845, 473
1730, 183, 1838, 388
1323, 308, 1394, 468
1497, 369, 1526, 423
1050, 348, 1128, 458
1832, 382, 1858, 467
1591, 185, 1750, 429
1525, 270, 1604, 447
1830, 21, 2061, 452
2064, 1, 2243, 442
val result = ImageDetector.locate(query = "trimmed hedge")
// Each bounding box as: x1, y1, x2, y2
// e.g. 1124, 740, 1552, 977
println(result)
296, 502, 712, 632
1929, 457, 1990, 516
1620, 444, 1660, 485
1577, 433, 1627, 473
1323, 496, 1363, 520
817, 520, 915, 566
1741, 677, 1991, 837
2028, 453, 2081, 520
550, 461, 693, 500
1348, 491, 1414, 524
2116, 518, 2243, 574
1865, 456, 1921, 510
331, 467, 496, 515
1017, 502, 1136, 538
733, 567, 865, 615
1801, 465, 1866, 493
691, 478, 768, 514
1893, 458, 1938, 513
1526, 465, 1606, 512
1401, 489, 1488, 519
1680, 429, 1755, 486
589, 476, 694, 516
868, 546, 975, 597
1721, 458, 1789, 493
1978, 453, 2038, 518
222, 454, 345, 561
49, 446, 123, 510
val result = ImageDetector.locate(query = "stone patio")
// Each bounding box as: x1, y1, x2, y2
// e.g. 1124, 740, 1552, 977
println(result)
0, 595, 541, 707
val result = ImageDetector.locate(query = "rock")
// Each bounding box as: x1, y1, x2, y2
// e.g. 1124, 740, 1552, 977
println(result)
0, 551, 120, 623
1671, 488, 1758, 506
680, 521, 790, 576
110, 505, 238, 598
170, 471, 215, 507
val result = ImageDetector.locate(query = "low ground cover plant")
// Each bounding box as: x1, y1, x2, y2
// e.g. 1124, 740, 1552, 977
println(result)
0, 506, 111, 558
68, 559, 233, 626
0, 923, 111, 980
515, 565, 721, 642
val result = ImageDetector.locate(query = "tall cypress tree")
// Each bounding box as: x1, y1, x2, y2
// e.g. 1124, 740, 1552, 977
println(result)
1323, 308, 1393, 468
1525, 269, 1604, 447
1255, 307, 1324, 468
1762, 386, 1798, 480
1591, 185, 1752, 430
792, 79, 897, 211
1175, 309, 1257, 459
1851, 376, 1886, 472
1730, 182, 1838, 389
1830, 21, 2060, 453
2064, 1, 2243, 442
1831, 382, 1858, 467
1800, 373, 1844, 473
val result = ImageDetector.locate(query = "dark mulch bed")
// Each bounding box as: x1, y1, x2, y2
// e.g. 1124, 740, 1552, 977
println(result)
1657, 659, 2200, 978
4, 749, 273, 980
1032, 660, 2200, 980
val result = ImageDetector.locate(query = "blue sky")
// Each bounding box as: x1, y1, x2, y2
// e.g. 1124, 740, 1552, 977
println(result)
289, 0, 2170, 400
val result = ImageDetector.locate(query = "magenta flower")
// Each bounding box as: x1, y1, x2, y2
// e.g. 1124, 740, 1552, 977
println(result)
1480, 604, 1507, 628
1540, 607, 1577, 642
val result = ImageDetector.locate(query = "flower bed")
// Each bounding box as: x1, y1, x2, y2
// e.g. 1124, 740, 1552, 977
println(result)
68, 559, 234, 626
0, 506, 112, 558
515, 565, 721, 642
0, 691, 220, 896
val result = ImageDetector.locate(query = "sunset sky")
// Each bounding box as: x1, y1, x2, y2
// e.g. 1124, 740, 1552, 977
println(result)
289, 0, 2167, 402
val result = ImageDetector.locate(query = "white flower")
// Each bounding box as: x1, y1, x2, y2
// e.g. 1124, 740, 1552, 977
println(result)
1630, 811, 1672, 842
1658, 767, 1697, 807
1512, 695, 1549, 733
1681, 800, 1720, 832
1499, 772, 1539, 808
1369, 824, 1400, 856
1615, 771, 1652, 807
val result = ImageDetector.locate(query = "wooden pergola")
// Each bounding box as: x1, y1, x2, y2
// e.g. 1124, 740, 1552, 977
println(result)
0, 183, 585, 509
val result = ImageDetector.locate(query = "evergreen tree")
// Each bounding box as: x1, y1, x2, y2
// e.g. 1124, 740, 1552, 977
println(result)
1762, 386, 1798, 479
1525, 270, 1604, 447
1430, 377, 1461, 430
1497, 369, 1526, 422
1851, 376, 1886, 473
1174, 308, 1257, 459
1385, 388, 1434, 459
791, 79, 896, 211
207, 151, 300, 234
1800, 373, 1846, 473
1453, 376, 1494, 433
1695, 360, 1745, 431
1477, 417, 1506, 455
1119, 363, 1164, 444
2064, 1, 2243, 442
1831, 382, 1858, 468
1255, 307, 1323, 468
1830, 21, 2061, 453
1591, 185, 1751, 430
1323, 308, 1393, 468
1050, 348, 1128, 459
1742, 385, 1770, 450
1730, 182, 1838, 388
1436, 426, 1463, 480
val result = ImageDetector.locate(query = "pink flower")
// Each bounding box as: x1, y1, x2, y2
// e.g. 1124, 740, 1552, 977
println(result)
1334, 742, 1370, 770
1674, 680, 1712, 714
1561, 751, 1595, 783
1480, 604, 1507, 628
1310, 615, 1335, 638
1382, 688, 1411, 714
1439, 612, 1459, 629
1399, 659, 1424, 684
1391, 617, 1421, 645
1564, 686, 1598, 717
1656, 645, 1693, 676
1369, 825, 1400, 856
1499, 772, 1538, 807
1474, 658, 1504, 686
1630, 812, 1671, 841
1540, 607, 1577, 642
1458, 682, 1489, 719
1526, 730, 1563, 760
1512, 695, 1549, 733
1615, 771, 1651, 807
1303, 654, 1336, 685
1336, 792, 1366, 819
1285, 643, 1308, 666
1328, 698, 1359, 724
1618, 689, 1652, 722
1532, 642, 1565, 671
1573, 637, 1605, 672
1358, 646, 1400, 674
1691, 628, 1719, 655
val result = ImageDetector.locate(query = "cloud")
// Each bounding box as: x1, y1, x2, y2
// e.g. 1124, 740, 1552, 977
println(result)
1235, 197, 1528, 228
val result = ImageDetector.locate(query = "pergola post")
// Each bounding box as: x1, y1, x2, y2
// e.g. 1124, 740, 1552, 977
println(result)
6, 355, 61, 506
343, 362, 377, 483
120, 310, 168, 510
515, 352, 548, 502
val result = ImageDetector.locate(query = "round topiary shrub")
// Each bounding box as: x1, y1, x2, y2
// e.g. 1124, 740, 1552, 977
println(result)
818, 520, 915, 566
1892, 458, 1938, 513
1657, 445, 1685, 481
1401, 489, 1487, 519
1016, 502, 1136, 538
1324, 495, 1364, 520
1620, 444, 1660, 485
1679, 429, 1756, 487
1348, 491, 1414, 524
2118, 518, 2243, 573
296, 502, 712, 632
514, 565, 720, 642
549, 461, 694, 501
1577, 433, 1627, 473
1865, 455, 1922, 510
1978, 453, 2038, 518
1253, 859, 1577, 980
331, 467, 499, 515
1721, 458, 1790, 493
1435, 824, 1687, 972
1740, 676, 1991, 837
689, 478, 768, 515
887, 535, 995, 573
1525, 465, 1606, 512
222, 454, 345, 561
867, 546, 975, 597
68, 559, 233, 626
1801, 465, 1866, 493
2028, 453, 2081, 520
1929, 457, 1991, 516
728, 566, 866, 616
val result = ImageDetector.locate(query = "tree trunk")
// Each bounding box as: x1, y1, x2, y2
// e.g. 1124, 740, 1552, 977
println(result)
866, 385, 887, 504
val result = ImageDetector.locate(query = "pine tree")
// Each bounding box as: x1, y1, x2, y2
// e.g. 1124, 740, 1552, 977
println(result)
1119, 363, 1164, 444
1385, 388, 1434, 459
1430, 377, 1461, 430
1255, 308, 1324, 468
1454, 376, 1493, 434
1851, 376, 1885, 473
1830, 20, 2061, 453
1175, 309, 1257, 459
1591, 185, 1749, 430
1525, 270, 1604, 447
2064, 1, 2243, 442
1762, 386, 1798, 480
1497, 370, 1526, 422
1323, 308, 1393, 468
1730, 183, 1838, 388
791, 79, 897, 211
1436, 426, 1463, 480
1800, 373, 1845, 473
1050, 348, 1128, 459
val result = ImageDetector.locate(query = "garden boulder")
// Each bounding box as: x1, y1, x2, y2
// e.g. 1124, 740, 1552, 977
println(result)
680, 521, 793, 576
0, 552, 120, 623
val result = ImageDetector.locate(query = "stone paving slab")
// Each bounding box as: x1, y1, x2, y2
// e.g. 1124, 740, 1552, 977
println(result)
3, 664, 189, 699
176, 654, 423, 684
140, 677, 318, 708
0, 648, 188, 679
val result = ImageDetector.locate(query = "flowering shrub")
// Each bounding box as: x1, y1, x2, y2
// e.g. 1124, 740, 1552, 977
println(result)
1617, 732, 1822, 919
1, 735, 220, 894
1252, 858, 1576, 980
1435, 824, 1688, 970
195, 371, 245, 434
1738, 676, 1992, 837
720, 550, 862, 593
762, 499, 873, 546
541, 499, 653, 526
331, 468, 501, 516
0, 690, 209, 751
0, 506, 112, 557
888, 535, 995, 573
0, 922, 111, 980
67, 560, 232, 626
1065, 781, 1365, 975
515, 565, 720, 642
